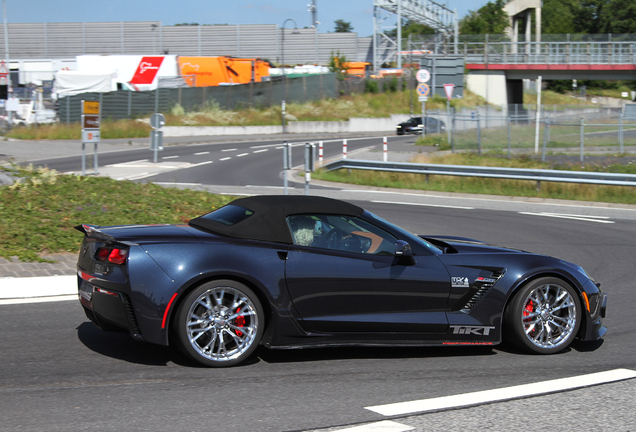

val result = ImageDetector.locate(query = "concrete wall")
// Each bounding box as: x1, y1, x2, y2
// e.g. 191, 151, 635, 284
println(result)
466, 71, 508, 107
162, 114, 413, 137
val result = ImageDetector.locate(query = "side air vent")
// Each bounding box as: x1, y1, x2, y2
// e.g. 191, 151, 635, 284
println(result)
460, 270, 506, 313
121, 293, 143, 339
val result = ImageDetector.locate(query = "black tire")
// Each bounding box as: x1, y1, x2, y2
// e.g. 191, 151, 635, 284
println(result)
504, 277, 581, 354
174, 280, 264, 367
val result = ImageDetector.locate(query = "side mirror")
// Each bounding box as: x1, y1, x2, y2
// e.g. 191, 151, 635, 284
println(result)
395, 240, 415, 264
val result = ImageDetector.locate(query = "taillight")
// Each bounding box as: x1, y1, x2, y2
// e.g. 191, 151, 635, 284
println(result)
95, 247, 129, 264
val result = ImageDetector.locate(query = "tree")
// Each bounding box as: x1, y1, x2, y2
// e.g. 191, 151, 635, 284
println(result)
600, 0, 636, 33
459, 0, 509, 34
328, 51, 349, 80
334, 19, 353, 33
541, 0, 579, 34
572, 0, 609, 33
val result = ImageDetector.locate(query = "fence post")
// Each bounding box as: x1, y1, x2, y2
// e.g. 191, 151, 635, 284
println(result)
580, 117, 585, 162
619, 113, 624, 153
507, 115, 512, 158
155, 88, 159, 113
542, 117, 549, 162
451, 109, 456, 153
318, 141, 323, 165
128, 90, 132, 118
66, 96, 70, 124
477, 111, 482, 155
343, 139, 347, 159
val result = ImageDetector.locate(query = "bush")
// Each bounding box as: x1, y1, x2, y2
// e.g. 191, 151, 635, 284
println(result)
364, 79, 379, 94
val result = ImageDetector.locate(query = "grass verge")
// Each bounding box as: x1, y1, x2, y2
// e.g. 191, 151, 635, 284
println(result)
0, 165, 234, 261
312, 153, 636, 205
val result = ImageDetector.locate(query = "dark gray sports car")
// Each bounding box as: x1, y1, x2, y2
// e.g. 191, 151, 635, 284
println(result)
76, 195, 607, 367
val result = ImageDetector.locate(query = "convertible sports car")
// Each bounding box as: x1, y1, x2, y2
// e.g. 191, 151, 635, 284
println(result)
76, 196, 607, 367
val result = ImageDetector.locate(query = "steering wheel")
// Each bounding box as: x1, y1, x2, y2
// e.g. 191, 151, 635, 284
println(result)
323, 227, 343, 250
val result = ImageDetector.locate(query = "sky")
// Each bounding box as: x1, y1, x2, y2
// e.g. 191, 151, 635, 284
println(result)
4, 1, 492, 37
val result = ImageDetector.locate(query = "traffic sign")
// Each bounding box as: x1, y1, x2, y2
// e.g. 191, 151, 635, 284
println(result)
82, 130, 100, 143
416, 83, 430, 97
83, 101, 100, 114
83, 115, 100, 129
418, 96, 428, 102
416, 69, 430, 83
150, 113, 165, 129
443, 83, 455, 101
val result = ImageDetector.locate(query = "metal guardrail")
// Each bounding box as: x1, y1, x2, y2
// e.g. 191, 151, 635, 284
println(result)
323, 159, 636, 188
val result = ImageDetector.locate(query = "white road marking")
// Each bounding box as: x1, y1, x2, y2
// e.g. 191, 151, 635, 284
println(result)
221, 148, 237, 152
194, 151, 210, 155
162, 155, 179, 159
189, 161, 213, 168
0, 295, 77, 305
371, 200, 474, 210
154, 182, 202, 186
519, 212, 615, 224
219, 157, 232, 161
117, 172, 150, 180
365, 369, 636, 417
253, 149, 268, 153
237, 153, 249, 157
331, 420, 414, 432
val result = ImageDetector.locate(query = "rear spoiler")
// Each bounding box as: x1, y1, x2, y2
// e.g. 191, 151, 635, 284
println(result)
74, 224, 118, 243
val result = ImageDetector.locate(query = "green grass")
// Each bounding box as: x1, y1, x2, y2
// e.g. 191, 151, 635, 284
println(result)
6, 119, 152, 140
0, 165, 235, 261
313, 153, 636, 204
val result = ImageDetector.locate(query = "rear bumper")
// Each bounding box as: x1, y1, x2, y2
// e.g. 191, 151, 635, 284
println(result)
78, 274, 144, 341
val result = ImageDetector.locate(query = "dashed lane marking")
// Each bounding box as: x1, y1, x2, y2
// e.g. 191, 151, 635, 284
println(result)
253, 149, 268, 153
365, 369, 636, 417
194, 151, 210, 155
327, 420, 414, 432
219, 157, 232, 161
221, 148, 237, 152
237, 153, 249, 157
162, 155, 179, 159
371, 200, 474, 210
519, 212, 614, 224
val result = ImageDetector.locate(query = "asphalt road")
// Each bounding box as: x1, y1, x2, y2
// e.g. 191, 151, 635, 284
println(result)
1, 202, 634, 431
2, 133, 635, 431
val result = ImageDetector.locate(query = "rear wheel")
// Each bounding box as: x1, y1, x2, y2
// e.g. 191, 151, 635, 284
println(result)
175, 280, 264, 367
505, 277, 581, 354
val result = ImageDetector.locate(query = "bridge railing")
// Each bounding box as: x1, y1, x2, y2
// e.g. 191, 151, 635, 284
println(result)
407, 34, 636, 65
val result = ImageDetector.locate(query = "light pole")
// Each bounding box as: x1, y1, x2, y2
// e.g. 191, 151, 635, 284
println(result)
2, 0, 11, 128
281, 18, 299, 134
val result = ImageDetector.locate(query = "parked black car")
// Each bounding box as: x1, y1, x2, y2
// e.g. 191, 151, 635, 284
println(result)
397, 116, 446, 135
76, 195, 607, 367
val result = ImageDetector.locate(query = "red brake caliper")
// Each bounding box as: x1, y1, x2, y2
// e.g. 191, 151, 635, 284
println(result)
234, 308, 245, 337
523, 299, 536, 335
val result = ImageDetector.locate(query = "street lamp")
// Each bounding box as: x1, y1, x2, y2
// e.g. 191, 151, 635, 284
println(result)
281, 18, 299, 134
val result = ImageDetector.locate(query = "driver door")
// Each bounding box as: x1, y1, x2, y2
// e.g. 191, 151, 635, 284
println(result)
284, 214, 450, 334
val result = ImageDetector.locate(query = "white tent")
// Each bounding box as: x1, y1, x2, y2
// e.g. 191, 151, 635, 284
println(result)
54, 70, 115, 97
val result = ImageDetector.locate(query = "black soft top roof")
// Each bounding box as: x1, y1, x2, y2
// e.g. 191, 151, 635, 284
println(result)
188, 195, 363, 244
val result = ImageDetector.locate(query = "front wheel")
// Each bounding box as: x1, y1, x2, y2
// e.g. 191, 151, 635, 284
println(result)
174, 280, 264, 367
505, 277, 581, 354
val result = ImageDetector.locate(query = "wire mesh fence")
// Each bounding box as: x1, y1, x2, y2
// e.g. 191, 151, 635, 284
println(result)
423, 105, 636, 159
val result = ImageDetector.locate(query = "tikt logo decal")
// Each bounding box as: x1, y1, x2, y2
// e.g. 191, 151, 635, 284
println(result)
451, 277, 469, 287
131, 57, 164, 85
450, 325, 495, 336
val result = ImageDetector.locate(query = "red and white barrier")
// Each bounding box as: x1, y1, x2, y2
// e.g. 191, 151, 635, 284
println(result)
383, 137, 387, 162
343, 139, 347, 159
319, 141, 323, 164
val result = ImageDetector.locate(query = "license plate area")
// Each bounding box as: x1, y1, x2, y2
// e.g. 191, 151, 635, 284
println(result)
79, 280, 94, 302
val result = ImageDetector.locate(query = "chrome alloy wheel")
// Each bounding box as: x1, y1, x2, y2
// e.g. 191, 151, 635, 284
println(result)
186, 286, 259, 362
521, 283, 577, 349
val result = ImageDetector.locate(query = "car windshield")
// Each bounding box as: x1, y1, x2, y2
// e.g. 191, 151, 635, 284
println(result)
365, 211, 442, 254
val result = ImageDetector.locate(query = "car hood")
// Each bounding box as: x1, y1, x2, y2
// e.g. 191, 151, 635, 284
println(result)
420, 235, 528, 255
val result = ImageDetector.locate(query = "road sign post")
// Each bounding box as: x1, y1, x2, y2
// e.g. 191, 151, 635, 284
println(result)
150, 113, 165, 163
443, 84, 455, 144
81, 100, 101, 176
